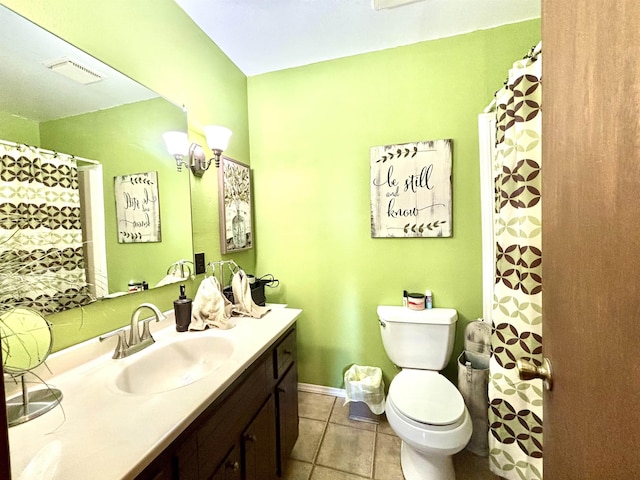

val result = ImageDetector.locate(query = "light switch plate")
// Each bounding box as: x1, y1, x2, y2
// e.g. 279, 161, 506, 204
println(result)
195, 252, 205, 275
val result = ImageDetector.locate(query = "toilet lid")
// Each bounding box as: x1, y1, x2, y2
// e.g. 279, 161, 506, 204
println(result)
389, 370, 465, 426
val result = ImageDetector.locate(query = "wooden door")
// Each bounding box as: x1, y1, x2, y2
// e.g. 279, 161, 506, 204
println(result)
542, 1, 640, 478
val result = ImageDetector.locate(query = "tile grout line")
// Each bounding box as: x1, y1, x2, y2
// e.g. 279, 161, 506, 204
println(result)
371, 422, 380, 480
296, 393, 400, 480
310, 396, 335, 466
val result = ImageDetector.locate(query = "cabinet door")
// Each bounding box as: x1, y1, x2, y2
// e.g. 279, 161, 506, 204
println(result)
209, 445, 241, 480
273, 328, 296, 380
276, 365, 299, 476
242, 395, 277, 480
135, 453, 175, 480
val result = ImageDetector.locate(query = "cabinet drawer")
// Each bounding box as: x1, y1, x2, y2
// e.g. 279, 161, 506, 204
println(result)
273, 328, 296, 379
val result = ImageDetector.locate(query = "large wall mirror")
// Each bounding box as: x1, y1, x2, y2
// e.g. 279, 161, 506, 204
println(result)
0, 5, 193, 312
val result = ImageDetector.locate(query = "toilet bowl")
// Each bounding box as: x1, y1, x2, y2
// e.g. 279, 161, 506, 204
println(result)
385, 369, 472, 480
377, 306, 472, 480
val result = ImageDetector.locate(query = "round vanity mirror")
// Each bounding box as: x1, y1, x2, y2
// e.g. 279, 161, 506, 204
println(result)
1, 307, 62, 426
1, 307, 53, 373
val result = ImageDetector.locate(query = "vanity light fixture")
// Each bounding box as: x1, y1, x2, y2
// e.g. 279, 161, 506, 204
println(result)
203, 125, 233, 169
183, 125, 233, 177
162, 131, 190, 172
163, 126, 232, 177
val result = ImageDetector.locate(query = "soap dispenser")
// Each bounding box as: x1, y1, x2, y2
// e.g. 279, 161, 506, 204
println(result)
174, 284, 192, 332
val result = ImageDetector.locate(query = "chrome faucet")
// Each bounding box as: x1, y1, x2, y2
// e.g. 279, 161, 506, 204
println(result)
129, 303, 165, 347
100, 303, 166, 359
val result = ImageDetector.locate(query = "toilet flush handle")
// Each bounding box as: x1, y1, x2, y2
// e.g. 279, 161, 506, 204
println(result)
379, 319, 386, 328
517, 357, 553, 391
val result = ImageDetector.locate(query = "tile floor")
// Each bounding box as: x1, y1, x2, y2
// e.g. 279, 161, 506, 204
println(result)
284, 391, 499, 480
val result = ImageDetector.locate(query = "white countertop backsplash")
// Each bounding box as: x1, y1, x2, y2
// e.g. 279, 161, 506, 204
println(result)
8, 305, 301, 480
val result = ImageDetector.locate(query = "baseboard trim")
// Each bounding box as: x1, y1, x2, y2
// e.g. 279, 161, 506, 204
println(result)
297, 382, 346, 398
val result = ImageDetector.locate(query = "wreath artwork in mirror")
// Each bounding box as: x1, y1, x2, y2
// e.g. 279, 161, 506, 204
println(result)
218, 157, 253, 253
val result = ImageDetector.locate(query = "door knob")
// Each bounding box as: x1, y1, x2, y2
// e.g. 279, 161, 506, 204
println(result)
517, 357, 553, 391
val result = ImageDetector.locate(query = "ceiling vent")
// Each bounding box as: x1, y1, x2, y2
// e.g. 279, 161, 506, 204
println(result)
43, 57, 106, 85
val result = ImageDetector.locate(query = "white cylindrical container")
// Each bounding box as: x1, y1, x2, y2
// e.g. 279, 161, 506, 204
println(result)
407, 293, 425, 310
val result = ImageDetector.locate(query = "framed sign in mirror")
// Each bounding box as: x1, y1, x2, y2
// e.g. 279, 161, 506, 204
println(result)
114, 171, 161, 243
218, 157, 253, 253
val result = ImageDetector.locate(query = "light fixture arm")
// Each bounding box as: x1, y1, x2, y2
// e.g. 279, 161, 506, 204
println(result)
187, 146, 227, 177
212, 149, 224, 168
163, 126, 231, 177
188, 143, 211, 177
174, 154, 188, 172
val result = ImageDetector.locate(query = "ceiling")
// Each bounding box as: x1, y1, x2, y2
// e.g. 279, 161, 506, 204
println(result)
0, 5, 157, 122
174, 0, 541, 76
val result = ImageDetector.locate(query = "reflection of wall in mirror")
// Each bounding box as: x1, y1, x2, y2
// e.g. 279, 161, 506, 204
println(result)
39, 97, 191, 294
0, 111, 40, 145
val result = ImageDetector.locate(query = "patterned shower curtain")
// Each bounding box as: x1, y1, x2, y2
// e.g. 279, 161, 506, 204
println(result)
488, 43, 543, 480
0, 142, 92, 314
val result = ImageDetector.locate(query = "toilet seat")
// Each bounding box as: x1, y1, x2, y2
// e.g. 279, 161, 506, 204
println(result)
388, 370, 465, 426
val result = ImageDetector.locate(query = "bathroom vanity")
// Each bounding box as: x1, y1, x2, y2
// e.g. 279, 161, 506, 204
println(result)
138, 319, 299, 480
7, 306, 301, 479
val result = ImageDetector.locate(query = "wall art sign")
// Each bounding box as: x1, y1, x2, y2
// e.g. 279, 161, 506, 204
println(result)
114, 171, 161, 243
370, 139, 452, 238
218, 156, 253, 253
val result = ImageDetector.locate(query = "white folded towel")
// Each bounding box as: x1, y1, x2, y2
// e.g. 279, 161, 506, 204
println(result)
190, 276, 235, 330
231, 270, 271, 319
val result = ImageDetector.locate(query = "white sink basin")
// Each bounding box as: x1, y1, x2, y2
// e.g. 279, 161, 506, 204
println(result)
114, 336, 233, 395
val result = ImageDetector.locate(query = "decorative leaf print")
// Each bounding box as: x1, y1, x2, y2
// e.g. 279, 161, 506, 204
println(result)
489, 47, 543, 480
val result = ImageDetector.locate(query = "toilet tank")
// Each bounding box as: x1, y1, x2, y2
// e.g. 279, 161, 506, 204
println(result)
378, 306, 458, 370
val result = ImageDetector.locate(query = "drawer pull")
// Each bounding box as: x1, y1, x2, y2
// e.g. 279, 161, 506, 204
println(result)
244, 434, 257, 442
283, 349, 292, 355
225, 460, 240, 471
278, 386, 286, 393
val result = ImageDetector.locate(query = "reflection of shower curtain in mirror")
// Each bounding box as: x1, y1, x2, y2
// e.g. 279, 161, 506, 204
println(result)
0, 142, 92, 313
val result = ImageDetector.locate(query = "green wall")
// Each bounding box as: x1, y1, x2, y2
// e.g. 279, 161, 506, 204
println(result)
248, 20, 541, 387
1, 0, 254, 350
0, 111, 40, 144
1, 0, 540, 388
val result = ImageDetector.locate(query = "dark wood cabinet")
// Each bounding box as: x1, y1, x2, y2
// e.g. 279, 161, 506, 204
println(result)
242, 396, 276, 480
136, 325, 298, 480
276, 365, 298, 476
208, 445, 241, 480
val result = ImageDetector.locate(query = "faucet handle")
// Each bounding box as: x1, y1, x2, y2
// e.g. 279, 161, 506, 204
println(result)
140, 317, 158, 342
99, 329, 128, 359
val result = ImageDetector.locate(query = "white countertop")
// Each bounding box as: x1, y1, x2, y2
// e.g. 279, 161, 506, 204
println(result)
8, 306, 302, 480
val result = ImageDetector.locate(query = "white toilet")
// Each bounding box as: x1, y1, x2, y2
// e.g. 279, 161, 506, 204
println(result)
378, 306, 472, 480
